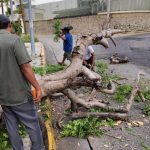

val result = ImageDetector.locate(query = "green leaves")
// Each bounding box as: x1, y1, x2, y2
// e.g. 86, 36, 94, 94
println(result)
96, 60, 121, 88
0, 123, 26, 150
53, 20, 62, 42
33, 64, 66, 75
12, 21, 22, 36
0, 128, 11, 150
115, 84, 132, 102
61, 117, 116, 138
143, 90, 150, 101
143, 103, 150, 117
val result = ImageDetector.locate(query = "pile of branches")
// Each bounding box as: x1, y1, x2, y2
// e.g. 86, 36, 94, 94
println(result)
110, 53, 129, 64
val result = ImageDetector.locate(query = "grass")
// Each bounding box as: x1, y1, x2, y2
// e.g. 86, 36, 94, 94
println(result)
33, 64, 67, 75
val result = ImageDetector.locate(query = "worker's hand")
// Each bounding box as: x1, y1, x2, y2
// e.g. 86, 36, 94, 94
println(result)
83, 60, 87, 65
32, 87, 42, 103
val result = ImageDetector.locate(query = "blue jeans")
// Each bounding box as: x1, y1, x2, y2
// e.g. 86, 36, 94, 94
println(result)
1, 100, 45, 150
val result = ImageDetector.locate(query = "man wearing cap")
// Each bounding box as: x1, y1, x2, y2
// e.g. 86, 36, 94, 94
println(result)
58, 26, 73, 65
0, 15, 45, 150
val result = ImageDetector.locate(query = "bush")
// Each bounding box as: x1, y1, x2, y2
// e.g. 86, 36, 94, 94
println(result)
21, 34, 39, 43
12, 21, 22, 36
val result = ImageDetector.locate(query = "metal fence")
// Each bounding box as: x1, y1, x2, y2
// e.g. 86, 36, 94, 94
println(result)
109, 0, 150, 12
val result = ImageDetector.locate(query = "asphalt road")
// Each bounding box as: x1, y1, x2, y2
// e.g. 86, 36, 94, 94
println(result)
93, 33, 150, 68
38, 33, 150, 77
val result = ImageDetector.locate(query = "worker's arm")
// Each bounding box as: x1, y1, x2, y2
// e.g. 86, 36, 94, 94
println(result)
90, 52, 95, 69
59, 34, 66, 40
20, 63, 42, 103
88, 46, 95, 70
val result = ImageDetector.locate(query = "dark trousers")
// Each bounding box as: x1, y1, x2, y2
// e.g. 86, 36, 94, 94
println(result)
1, 100, 45, 150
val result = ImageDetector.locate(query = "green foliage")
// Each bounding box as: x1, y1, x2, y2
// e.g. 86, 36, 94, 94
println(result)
100, 118, 116, 128
33, 64, 66, 75
61, 117, 102, 138
61, 117, 115, 138
12, 21, 22, 36
96, 60, 121, 88
53, 20, 62, 42
143, 103, 150, 117
115, 84, 132, 102
21, 34, 39, 43
18, 123, 27, 138
64, 108, 72, 115
143, 90, 150, 101
0, 128, 11, 150
0, 123, 26, 150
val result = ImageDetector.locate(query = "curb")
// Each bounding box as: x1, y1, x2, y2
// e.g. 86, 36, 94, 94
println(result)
44, 99, 57, 150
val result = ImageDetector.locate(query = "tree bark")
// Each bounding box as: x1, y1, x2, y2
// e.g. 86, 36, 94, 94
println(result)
126, 72, 145, 111
72, 112, 128, 121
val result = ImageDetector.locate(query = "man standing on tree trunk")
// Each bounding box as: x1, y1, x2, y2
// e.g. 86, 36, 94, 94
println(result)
0, 15, 45, 150
58, 26, 73, 65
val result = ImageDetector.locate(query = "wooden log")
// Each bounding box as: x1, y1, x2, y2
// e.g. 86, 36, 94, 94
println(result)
72, 112, 128, 121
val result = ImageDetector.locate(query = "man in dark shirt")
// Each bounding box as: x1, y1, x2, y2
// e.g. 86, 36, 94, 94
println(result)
58, 26, 73, 65
0, 15, 45, 150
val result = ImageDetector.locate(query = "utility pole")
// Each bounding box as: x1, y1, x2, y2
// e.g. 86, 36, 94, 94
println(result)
107, 0, 111, 21
28, 0, 36, 55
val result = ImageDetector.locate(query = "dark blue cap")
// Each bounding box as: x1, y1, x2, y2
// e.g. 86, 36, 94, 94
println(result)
0, 15, 10, 23
61, 26, 73, 31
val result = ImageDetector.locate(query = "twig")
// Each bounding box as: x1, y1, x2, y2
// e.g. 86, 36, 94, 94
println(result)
102, 132, 123, 141
86, 88, 97, 102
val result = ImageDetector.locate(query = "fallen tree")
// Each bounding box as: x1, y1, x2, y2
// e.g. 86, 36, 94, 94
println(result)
34, 29, 146, 121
